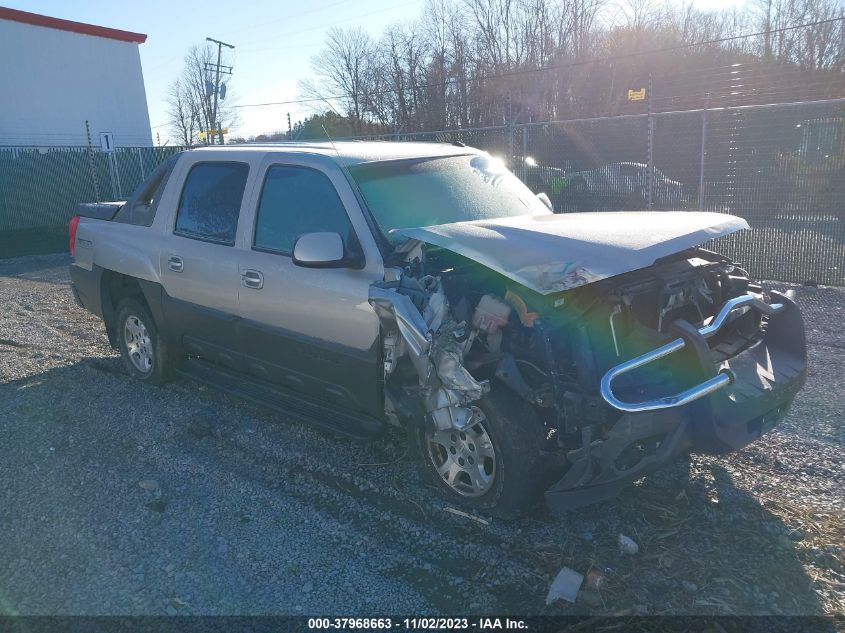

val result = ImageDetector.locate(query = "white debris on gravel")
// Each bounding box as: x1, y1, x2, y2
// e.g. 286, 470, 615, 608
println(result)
545, 567, 583, 604
443, 506, 490, 525
618, 534, 639, 555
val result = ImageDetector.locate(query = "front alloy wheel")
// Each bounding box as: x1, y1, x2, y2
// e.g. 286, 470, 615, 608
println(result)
426, 408, 497, 497
415, 389, 547, 516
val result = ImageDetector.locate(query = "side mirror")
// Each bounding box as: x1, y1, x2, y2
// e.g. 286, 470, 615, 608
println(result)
292, 232, 362, 269
537, 192, 554, 211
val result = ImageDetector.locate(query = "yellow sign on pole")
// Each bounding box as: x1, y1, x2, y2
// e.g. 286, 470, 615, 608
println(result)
628, 88, 647, 101
198, 128, 227, 141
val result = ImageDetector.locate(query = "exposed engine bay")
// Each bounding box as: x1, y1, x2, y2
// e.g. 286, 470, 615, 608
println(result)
368, 243, 803, 509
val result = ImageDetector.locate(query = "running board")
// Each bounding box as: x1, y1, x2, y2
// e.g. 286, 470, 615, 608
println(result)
177, 358, 384, 440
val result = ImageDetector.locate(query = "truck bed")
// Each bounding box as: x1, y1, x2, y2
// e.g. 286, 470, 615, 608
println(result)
75, 201, 125, 222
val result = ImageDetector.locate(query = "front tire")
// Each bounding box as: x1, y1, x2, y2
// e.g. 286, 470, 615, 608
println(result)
115, 298, 175, 384
414, 388, 546, 516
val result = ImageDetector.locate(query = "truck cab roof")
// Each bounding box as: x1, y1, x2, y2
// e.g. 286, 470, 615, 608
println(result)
184, 141, 476, 166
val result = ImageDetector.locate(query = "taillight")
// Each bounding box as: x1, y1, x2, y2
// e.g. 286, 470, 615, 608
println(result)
68, 215, 80, 256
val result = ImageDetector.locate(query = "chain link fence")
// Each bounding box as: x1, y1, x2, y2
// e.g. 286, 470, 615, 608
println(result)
1, 99, 842, 285
0, 145, 186, 258
369, 99, 845, 286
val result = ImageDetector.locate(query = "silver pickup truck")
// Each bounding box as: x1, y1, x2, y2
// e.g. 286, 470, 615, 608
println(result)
69, 142, 806, 515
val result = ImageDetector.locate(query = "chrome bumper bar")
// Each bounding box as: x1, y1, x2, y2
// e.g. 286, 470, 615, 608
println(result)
600, 294, 786, 413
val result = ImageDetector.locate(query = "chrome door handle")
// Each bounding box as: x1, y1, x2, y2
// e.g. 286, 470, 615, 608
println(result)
168, 256, 184, 273
241, 270, 263, 289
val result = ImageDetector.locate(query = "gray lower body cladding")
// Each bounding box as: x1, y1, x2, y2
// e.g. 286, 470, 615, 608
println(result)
544, 291, 807, 512
70, 265, 383, 417
69, 264, 104, 317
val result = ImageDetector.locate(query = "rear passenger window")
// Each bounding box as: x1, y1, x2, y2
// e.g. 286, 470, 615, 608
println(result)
254, 165, 354, 255
175, 162, 249, 245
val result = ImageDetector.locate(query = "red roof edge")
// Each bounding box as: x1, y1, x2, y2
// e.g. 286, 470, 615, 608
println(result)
0, 6, 147, 43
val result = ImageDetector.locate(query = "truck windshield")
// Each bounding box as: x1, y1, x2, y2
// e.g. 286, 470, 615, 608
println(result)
348, 154, 551, 244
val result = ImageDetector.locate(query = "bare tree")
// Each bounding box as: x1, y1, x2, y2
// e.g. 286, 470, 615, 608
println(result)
166, 78, 197, 146
291, 0, 843, 135
793, 0, 844, 69
305, 27, 376, 133
372, 21, 427, 130
616, 0, 666, 31
164, 44, 238, 145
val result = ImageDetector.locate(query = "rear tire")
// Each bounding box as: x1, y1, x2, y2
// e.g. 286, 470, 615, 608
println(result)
115, 298, 175, 385
414, 388, 546, 517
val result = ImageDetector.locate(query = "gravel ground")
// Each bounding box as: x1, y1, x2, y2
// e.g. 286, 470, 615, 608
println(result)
0, 254, 843, 617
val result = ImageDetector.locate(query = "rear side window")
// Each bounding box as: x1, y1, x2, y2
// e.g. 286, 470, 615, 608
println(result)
254, 165, 353, 255
114, 153, 180, 227
175, 162, 249, 245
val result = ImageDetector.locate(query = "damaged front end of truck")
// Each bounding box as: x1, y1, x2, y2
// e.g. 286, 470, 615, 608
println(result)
368, 211, 807, 513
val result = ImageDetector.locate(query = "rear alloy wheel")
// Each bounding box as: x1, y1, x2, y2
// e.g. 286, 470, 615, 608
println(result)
115, 298, 176, 384
124, 314, 154, 374
415, 388, 546, 517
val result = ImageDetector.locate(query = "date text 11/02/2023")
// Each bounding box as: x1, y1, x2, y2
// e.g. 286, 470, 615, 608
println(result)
307, 618, 529, 629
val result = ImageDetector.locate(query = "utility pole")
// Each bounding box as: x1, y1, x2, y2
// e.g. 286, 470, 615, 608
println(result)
506, 91, 514, 159
85, 120, 100, 203
699, 92, 711, 212
287, 112, 292, 140
205, 37, 234, 145
763, 0, 772, 61
646, 72, 654, 211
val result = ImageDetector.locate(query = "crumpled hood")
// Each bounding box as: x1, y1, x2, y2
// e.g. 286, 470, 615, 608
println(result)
394, 211, 749, 294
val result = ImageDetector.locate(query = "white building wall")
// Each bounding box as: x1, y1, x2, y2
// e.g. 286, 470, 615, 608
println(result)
0, 19, 152, 146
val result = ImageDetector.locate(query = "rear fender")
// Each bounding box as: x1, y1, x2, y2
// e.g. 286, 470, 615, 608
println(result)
74, 221, 160, 284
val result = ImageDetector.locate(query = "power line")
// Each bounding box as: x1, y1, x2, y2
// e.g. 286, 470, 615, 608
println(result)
234, 15, 845, 110
218, 0, 357, 38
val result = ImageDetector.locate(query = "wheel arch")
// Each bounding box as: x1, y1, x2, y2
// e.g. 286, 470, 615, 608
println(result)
99, 271, 166, 348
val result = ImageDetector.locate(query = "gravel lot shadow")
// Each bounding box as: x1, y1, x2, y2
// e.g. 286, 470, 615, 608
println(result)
0, 253, 71, 285
594, 458, 830, 615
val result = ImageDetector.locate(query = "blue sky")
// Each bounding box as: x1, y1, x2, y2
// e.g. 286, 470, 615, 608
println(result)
11, 0, 746, 143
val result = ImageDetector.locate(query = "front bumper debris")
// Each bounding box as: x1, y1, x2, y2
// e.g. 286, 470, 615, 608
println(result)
545, 290, 807, 512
